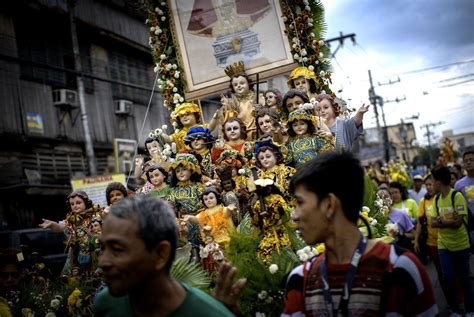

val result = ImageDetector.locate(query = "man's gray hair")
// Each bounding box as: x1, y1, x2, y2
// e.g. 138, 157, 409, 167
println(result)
109, 195, 177, 270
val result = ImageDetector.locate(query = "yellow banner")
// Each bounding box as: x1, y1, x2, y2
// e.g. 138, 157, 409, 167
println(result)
71, 174, 126, 207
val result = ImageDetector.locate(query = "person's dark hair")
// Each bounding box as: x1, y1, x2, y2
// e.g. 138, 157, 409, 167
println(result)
287, 118, 316, 137
289, 152, 364, 224
462, 148, 474, 160
423, 174, 434, 199
263, 88, 282, 106
66, 191, 93, 212
223, 117, 247, 141
105, 182, 128, 205
109, 196, 177, 271
255, 145, 283, 168
202, 187, 222, 206
431, 165, 451, 186
229, 73, 254, 93
145, 164, 169, 184
281, 89, 310, 117
389, 181, 408, 201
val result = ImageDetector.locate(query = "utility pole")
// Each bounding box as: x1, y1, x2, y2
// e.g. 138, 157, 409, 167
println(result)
326, 32, 356, 58
399, 114, 419, 163
421, 121, 444, 165
368, 70, 386, 161
68, 0, 97, 175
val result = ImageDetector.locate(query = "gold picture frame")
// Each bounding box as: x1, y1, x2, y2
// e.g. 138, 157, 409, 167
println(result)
168, 0, 296, 100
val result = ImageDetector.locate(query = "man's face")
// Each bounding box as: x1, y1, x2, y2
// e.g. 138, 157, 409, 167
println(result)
291, 185, 328, 245
99, 215, 157, 297
285, 96, 304, 113
413, 180, 423, 191
464, 153, 474, 174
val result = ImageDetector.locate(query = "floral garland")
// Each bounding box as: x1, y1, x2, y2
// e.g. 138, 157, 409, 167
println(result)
144, 0, 333, 119
281, 0, 333, 94
144, 0, 186, 112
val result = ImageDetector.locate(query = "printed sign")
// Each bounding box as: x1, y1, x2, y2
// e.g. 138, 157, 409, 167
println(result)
70, 174, 126, 207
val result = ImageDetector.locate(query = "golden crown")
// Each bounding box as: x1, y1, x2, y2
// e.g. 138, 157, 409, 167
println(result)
224, 61, 246, 78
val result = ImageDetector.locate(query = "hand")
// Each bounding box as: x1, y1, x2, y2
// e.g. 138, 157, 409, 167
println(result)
414, 240, 420, 253
358, 103, 370, 114
227, 204, 237, 213
213, 261, 246, 315
39, 219, 62, 232
316, 130, 332, 139
135, 156, 144, 166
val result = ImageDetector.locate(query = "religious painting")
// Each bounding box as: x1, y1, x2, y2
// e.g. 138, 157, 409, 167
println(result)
169, 0, 295, 99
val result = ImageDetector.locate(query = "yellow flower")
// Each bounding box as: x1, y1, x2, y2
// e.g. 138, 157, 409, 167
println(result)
67, 288, 82, 314
316, 243, 325, 254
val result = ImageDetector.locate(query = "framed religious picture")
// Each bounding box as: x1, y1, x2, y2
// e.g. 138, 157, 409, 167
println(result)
113, 138, 137, 174
169, 0, 296, 99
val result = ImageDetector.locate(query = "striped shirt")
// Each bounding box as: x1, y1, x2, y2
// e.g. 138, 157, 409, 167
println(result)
282, 241, 437, 316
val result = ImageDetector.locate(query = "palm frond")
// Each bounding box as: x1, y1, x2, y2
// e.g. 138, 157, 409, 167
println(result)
171, 257, 211, 290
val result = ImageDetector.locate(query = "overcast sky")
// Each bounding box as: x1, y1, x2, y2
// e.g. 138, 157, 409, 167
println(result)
320, 0, 474, 145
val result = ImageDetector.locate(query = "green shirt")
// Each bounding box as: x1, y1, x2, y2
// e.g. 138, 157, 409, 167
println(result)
393, 199, 418, 221
433, 189, 470, 251
93, 283, 234, 317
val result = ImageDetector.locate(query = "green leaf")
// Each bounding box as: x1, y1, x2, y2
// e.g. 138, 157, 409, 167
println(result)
171, 257, 212, 291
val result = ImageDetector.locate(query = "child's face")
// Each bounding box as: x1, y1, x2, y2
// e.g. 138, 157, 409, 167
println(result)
292, 120, 308, 136
191, 138, 206, 151
285, 96, 304, 113
315, 99, 336, 120
179, 113, 197, 127
69, 196, 86, 214
389, 187, 402, 204
203, 192, 218, 208
146, 140, 161, 156
175, 166, 192, 182
231, 76, 249, 94
257, 115, 273, 134
91, 221, 101, 234
293, 76, 309, 93
258, 149, 277, 170
109, 190, 125, 205
264, 92, 277, 107
149, 169, 165, 187
224, 121, 242, 141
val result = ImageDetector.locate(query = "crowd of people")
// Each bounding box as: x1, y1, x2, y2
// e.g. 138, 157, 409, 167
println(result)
1, 62, 473, 316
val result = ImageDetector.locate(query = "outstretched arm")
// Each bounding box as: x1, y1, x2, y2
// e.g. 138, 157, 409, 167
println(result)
39, 218, 65, 233
353, 104, 370, 127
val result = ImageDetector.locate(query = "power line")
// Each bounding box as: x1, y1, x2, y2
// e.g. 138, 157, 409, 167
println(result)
438, 73, 474, 83
439, 78, 474, 88
399, 60, 474, 75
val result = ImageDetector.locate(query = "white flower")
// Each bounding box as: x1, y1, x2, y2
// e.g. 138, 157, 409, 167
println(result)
46, 313, 56, 317
199, 246, 209, 258
171, 142, 177, 153
172, 121, 178, 128
371, 219, 378, 226
50, 298, 60, 309
172, 87, 177, 92
162, 124, 168, 130
238, 168, 245, 175
303, 246, 312, 254
303, 0, 309, 5
300, 49, 307, 56
308, 65, 314, 71
155, 7, 160, 12
165, 64, 172, 71
308, 23, 313, 27
292, 44, 297, 49
298, 253, 309, 262
362, 206, 370, 213
179, 97, 184, 102
302, 57, 308, 62
161, 16, 166, 21
258, 290, 268, 300
293, 53, 300, 59
320, 70, 326, 77
318, 40, 325, 46
269, 264, 279, 274
319, 52, 324, 58
160, 54, 166, 60
150, 26, 155, 32
161, 1, 166, 5
174, 72, 180, 79
385, 223, 399, 237
154, 29, 162, 35
282, 16, 288, 22
321, 90, 326, 94
158, 85, 163, 90
172, 64, 178, 69
153, 66, 159, 73
315, 60, 320, 64
305, 5, 311, 11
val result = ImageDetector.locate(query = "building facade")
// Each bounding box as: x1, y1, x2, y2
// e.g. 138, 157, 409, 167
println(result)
0, 0, 169, 228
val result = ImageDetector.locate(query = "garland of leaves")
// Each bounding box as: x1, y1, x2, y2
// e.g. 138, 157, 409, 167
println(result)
144, 0, 333, 119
